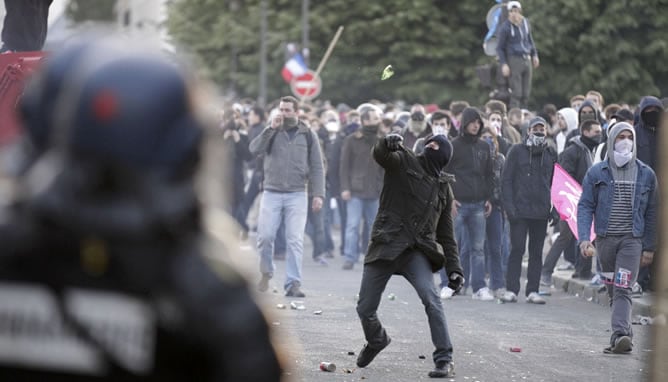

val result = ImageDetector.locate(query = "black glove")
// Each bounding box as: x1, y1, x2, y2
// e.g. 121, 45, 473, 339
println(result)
447, 272, 465, 295
548, 207, 560, 227
385, 133, 404, 151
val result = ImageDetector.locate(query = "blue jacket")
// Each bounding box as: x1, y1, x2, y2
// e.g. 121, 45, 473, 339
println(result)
577, 160, 658, 251
496, 18, 538, 65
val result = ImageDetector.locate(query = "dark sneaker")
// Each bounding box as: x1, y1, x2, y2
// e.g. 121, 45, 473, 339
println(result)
356, 337, 391, 368
604, 336, 632, 354
285, 284, 306, 298
342, 261, 354, 270
428, 361, 454, 378
257, 274, 271, 292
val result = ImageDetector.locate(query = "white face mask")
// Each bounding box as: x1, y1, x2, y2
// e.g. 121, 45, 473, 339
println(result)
325, 121, 340, 133
432, 125, 447, 136
613, 138, 633, 167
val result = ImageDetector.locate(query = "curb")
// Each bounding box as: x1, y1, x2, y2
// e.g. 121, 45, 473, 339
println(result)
542, 268, 655, 317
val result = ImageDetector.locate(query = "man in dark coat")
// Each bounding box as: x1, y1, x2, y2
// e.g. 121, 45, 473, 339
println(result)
634, 96, 663, 171
445, 107, 494, 300
633, 95, 664, 293
500, 117, 557, 304
355, 133, 463, 379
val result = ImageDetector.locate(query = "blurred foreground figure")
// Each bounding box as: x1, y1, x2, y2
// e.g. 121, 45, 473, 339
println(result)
0, 42, 283, 381
1, 0, 53, 52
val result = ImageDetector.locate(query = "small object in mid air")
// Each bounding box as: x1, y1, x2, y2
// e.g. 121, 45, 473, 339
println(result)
381, 65, 394, 80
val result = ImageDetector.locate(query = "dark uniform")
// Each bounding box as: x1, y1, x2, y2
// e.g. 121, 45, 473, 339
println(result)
0, 42, 283, 381
355, 134, 462, 378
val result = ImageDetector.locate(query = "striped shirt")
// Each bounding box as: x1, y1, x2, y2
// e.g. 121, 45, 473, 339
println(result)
607, 180, 634, 235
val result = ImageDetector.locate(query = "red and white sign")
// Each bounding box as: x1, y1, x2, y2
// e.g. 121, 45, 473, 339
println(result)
290, 70, 321, 100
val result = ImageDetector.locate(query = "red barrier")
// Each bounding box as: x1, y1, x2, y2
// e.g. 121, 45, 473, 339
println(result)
0, 51, 46, 146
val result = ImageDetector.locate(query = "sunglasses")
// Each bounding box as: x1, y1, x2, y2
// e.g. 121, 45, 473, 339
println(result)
410, 112, 425, 121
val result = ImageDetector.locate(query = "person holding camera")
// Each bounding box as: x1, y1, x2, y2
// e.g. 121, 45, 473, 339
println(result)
354, 133, 462, 379
249, 96, 325, 298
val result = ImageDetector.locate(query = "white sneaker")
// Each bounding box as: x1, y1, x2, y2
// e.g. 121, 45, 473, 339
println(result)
472, 287, 494, 301
440, 286, 454, 299
499, 291, 518, 303
526, 292, 547, 304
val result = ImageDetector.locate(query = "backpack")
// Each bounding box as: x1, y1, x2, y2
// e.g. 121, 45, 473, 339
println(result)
266, 127, 314, 159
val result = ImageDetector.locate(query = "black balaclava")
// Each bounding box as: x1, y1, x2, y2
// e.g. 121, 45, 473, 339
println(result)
421, 134, 453, 176
361, 123, 379, 144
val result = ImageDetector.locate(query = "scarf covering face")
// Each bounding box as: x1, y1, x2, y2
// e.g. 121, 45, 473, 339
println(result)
421, 134, 453, 176
607, 122, 636, 169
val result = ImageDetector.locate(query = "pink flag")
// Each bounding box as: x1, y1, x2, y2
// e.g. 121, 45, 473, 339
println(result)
550, 163, 595, 241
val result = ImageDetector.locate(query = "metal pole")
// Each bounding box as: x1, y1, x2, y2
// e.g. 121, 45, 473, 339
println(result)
258, 0, 267, 107
301, 0, 309, 66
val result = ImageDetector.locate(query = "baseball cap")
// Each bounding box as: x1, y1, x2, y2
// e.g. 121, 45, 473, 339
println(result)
507, 1, 521, 10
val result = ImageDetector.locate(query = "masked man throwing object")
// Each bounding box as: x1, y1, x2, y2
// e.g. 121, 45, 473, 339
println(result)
355, 133, 463, 379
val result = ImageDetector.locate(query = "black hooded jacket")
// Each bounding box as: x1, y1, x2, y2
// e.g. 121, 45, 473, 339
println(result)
445, 108, 493, 202
502, 140, 557, 220
634, 96, 664, 171
365, 140, 462, 274
564, 100, 603, 148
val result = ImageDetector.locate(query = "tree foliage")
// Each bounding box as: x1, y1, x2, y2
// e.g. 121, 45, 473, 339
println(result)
166, 0, 668, 108
66, 0, 117, 23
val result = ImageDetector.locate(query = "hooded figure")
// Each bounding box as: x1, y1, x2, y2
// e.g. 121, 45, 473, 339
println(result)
577, 121, 657, 354
555, 107, 578, 153
420, 134, 453, 176
564, 100, 602, 145
444, 107, 495, 301
354, 132, 462, 377
634, 96, 664, 170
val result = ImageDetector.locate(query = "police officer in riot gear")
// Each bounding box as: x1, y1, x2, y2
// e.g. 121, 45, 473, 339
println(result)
0, 41, 283, 381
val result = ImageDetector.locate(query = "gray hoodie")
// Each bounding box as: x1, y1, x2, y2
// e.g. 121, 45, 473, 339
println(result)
606, 122, 637, 235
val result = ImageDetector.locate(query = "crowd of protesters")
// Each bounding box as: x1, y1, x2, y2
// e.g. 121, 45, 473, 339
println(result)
221, 91, 665, 303
221, 89, 663, 359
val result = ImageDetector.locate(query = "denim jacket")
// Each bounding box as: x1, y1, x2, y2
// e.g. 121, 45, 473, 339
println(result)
577, 160, 658, 251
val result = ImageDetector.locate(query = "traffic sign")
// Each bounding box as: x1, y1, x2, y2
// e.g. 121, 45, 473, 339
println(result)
290, 70, 321, 100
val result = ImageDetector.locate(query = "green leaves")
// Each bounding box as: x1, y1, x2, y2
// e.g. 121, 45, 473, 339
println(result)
166, 0, 668, 107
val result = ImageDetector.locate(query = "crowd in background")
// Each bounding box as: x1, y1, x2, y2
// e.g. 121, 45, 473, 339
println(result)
219, 90, 666, 302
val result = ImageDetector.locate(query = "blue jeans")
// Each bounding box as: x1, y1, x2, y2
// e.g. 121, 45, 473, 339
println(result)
344, 197, 379, 263
485, 206, 505, 290
357, 250, 454, 364
501, 215, 510, 275
257, 191, 308, 290
454, 201, 487, 292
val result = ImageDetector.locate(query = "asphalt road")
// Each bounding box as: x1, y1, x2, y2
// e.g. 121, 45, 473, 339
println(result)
238, 239, 651, 382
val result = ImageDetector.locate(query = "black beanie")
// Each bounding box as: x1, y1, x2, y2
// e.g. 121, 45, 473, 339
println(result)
423, 134, 453, 174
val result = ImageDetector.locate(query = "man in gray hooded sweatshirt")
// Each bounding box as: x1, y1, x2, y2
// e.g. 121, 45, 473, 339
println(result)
577, 122, 658, 354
